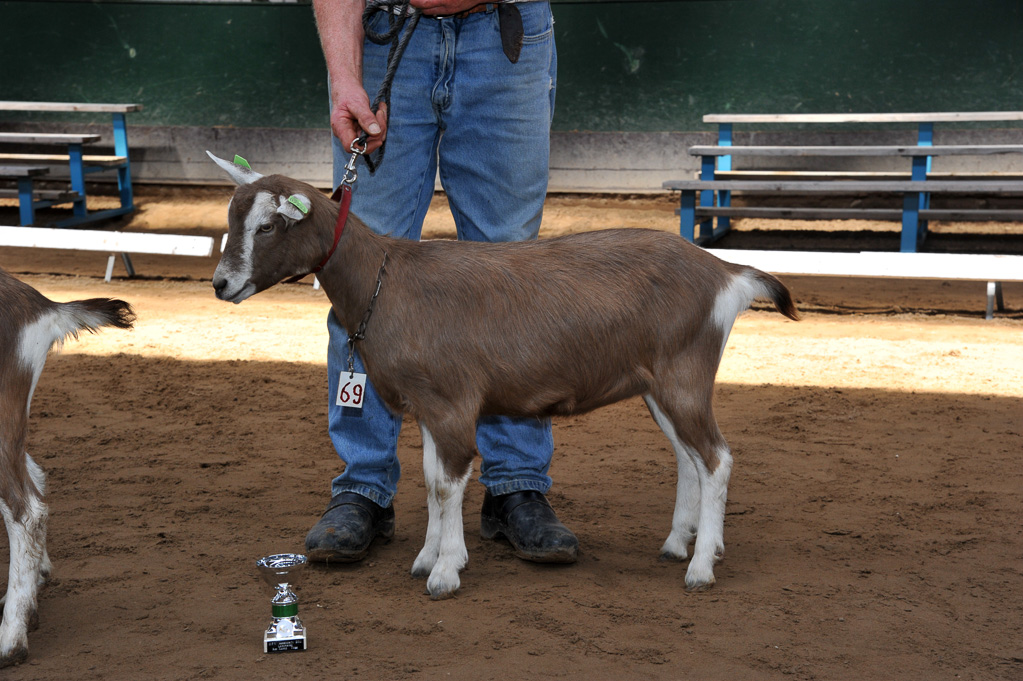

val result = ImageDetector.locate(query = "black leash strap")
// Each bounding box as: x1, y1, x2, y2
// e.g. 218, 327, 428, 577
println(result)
346, 251, 389, 375
360, 0, 422, 173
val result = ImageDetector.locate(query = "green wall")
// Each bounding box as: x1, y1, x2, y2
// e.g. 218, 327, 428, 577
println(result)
1, 0, 1022, 132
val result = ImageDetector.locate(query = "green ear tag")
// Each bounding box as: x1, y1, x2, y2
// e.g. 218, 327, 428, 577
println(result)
288, 196, 309, 214
233, 155, 252, 169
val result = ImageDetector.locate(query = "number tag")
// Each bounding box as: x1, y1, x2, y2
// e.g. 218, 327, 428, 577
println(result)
336, 372, 367, 409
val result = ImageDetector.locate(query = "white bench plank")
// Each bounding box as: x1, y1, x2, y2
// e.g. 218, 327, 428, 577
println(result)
0, 101, 142, 114
707, 249, 1023, 282
0, 226, 213, 257
690, 144, 1023, 157
0, 152, 126, 167
713, 170, 1023, 181
704, 112, 1023, 124
0, 165, 49, 177
664, 179, 1023, 193
0, 132, 101, 145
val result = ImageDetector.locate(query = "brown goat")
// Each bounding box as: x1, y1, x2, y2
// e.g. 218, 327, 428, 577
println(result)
207, 151, 798, 600
0, 269, 134, 667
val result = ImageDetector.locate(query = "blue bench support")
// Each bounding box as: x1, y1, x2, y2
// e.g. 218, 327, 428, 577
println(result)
54, 123, 135, 228
18, 176, 35, 225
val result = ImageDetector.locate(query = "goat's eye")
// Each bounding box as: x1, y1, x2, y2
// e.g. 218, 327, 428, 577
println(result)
259, 223, 275, 233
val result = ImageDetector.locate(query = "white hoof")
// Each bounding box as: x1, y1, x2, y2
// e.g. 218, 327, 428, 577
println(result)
426, 567, 460, 600
659, 533, 692, 561
684, 561, 716, 592
411, 547, 438, 578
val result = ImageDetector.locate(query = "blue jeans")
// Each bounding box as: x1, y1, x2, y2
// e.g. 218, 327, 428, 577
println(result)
326, 2, 558, 508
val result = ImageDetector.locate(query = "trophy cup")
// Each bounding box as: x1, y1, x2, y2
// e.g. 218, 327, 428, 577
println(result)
256, 553, 308, 653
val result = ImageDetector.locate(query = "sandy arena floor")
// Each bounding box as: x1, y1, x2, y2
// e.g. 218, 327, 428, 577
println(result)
0, 187, 1021, 680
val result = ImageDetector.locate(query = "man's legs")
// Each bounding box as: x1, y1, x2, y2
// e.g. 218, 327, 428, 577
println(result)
306, 15, 443, 562
309, 2, 576, 564
435, 3, 576, 561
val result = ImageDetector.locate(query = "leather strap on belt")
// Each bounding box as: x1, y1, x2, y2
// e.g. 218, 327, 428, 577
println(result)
435, 3, 496, 19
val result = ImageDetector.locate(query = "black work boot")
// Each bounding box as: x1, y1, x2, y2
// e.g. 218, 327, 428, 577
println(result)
305, 492, 395, 563
480, 490, 578, 563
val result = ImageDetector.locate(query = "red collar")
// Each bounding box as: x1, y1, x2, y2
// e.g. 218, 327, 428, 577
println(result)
286, 183, 351, 284
313, 183, 352, 274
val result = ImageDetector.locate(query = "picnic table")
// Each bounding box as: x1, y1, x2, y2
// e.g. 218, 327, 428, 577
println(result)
665, 111, 1023, 252
0, 101, 141, 227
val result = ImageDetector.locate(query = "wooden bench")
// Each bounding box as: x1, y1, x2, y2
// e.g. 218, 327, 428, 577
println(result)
707, 249, 1023, 319
665, 175, 1023, 252
664, 112, 1023, 252
0, 101, 141, 228
0, 225, 214, 282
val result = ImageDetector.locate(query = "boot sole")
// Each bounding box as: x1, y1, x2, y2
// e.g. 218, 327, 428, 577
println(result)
480, 515, 578, 564
307, 517, 395, 564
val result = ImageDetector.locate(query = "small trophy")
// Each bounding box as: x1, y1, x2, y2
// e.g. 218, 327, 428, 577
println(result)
256, 553, 308, 653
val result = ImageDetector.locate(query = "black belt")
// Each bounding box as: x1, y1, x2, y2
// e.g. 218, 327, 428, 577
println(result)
431, 2, 524, 62
433, 3, 495, 19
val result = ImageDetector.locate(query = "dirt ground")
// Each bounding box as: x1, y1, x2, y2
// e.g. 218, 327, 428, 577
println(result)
1, 187, 1022, 680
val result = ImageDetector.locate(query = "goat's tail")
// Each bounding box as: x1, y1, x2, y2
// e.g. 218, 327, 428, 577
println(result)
51, 298, 136, 348
748, 269, 800, 321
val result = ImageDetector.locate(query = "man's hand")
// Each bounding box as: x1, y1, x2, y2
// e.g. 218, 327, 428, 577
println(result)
329, 79, 388, 154
411, 0, 483, 17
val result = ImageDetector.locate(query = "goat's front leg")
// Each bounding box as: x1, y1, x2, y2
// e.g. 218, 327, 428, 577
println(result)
411, 425, 445, 578
411, 424, 473, 600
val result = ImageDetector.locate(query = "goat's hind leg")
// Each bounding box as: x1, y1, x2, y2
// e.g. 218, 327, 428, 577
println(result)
25, 454, 51, 590
645, 394, 732, 592
0, 454, 50, 609
644, 395, 701, 562
0, 489, 47, 668
411, 423, 473, 600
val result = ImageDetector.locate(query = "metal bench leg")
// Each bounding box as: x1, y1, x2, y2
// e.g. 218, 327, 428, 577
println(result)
679, 190, 696, 242
716, 190, 731, 238
68, 143, 88, 218
985, 281, 1004, 320
121, 253, 136, 278
113, 112, 134, 211
901, 192, 923, 253
105, 254, 136, 282
910, 156, 930, 246
17, 176, 36, 225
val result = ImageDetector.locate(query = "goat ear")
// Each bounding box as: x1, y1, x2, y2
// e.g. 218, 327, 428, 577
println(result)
277, 194, 310, 222
206, 150, 263, 185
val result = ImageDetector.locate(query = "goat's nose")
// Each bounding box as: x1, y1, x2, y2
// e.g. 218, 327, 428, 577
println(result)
212, 277, 228, 298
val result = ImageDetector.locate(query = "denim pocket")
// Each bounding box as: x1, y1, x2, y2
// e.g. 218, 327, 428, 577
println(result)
519, 2, 554, 44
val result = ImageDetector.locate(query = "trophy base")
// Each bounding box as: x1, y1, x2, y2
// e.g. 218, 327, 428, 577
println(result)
263, 616, 307, 653
264, 634, 307, 653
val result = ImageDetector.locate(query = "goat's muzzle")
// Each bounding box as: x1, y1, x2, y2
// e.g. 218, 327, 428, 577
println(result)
212, 275, 255, 304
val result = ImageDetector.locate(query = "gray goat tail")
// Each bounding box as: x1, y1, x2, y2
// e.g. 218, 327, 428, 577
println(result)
751, 270, 800, 321
57, 298, 136, 343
